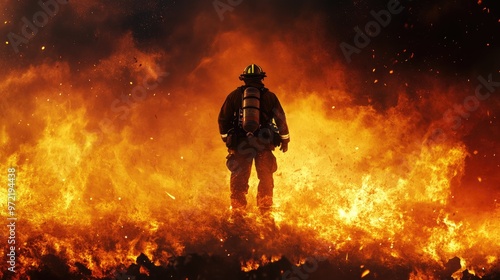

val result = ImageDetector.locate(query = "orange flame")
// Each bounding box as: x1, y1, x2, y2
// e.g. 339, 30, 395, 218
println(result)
0, 18, 498, 279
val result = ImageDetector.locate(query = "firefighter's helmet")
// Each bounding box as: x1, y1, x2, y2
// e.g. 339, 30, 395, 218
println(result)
239, 64, 267, 80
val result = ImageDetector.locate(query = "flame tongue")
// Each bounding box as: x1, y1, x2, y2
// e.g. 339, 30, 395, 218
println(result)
0, 10, 498, 278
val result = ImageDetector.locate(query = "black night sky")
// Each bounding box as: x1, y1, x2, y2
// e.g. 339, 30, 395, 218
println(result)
1, 0, 499, 76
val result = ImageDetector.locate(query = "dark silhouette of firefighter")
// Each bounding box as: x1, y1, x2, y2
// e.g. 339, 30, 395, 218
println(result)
218, 64, 290, 220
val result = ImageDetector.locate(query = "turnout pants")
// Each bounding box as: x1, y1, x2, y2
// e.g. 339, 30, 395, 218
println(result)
226, 147, 277, 212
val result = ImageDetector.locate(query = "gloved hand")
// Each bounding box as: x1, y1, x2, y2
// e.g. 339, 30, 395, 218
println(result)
280, 138, 290, 153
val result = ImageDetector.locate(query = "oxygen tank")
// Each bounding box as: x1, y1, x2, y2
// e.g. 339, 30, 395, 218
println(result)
242, 87, 260, 135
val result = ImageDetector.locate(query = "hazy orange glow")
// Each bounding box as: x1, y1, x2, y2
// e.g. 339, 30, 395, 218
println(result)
0, 17, 499, 279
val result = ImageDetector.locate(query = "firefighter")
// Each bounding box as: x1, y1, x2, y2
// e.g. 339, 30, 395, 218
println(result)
218, 64, 290, 221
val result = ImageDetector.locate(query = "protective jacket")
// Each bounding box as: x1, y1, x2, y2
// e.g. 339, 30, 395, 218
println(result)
218, 86, 290, 145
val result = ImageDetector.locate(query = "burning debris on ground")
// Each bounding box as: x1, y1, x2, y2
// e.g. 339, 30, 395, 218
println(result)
5, 216, 500, 279
14, 252, 500, 280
